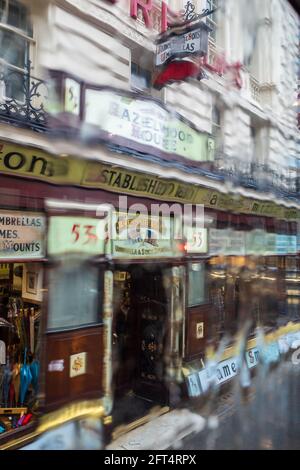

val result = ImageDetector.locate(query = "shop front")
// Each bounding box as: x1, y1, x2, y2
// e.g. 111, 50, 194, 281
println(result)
109, 211, 186, 433
0, 139, 299, 447
0, 209, 45, 443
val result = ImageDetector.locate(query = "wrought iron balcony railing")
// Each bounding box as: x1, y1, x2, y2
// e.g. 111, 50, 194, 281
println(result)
213, 152, 300, 201
0, 62, 48, 131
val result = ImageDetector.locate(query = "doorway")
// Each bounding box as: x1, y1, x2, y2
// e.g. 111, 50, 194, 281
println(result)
112, 264, 170, 427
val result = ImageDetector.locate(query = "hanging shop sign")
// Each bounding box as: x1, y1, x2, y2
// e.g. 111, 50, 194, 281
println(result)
111, 212, 173, 258
47, 216, 108, 257
0, 210, 45, 260
0, 141, 299, 221
155, 21, 211, 66
84, 90, 215, 163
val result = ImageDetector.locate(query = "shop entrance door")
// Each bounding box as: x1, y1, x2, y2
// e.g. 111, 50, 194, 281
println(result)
112, 264, 169, 426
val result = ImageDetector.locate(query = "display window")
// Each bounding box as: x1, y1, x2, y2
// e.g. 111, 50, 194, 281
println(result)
188, 263, 208, 307
0, 262, 43, 437
47, 260, 103, 331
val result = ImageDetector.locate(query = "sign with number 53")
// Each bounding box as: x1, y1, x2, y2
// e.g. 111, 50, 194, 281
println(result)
48, 216, 108, 256
185, 227, 208, 254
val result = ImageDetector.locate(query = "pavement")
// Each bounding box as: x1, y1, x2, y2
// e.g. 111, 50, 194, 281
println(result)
106, 408, 206, 450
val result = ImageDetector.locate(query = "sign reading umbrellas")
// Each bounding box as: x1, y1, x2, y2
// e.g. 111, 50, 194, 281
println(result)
155, 21, 211, 67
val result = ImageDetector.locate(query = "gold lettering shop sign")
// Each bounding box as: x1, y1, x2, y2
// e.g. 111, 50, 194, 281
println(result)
0, 142, 298, 220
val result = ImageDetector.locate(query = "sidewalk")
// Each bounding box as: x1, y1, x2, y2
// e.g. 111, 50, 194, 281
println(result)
106, 408, 206, 450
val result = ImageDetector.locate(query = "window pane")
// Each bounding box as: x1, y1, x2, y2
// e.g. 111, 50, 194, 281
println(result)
0, 30, 28, 68
131, 63, 151, 90
8, 0, 29, 32
0, 0, 6, 22
188, 263, 207, 307
47, 262, 101, 330
3, 69, 24, 101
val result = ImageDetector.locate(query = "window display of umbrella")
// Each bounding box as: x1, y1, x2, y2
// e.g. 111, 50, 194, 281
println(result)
30, 358, 39, 395
2, 360, 12, 407
0, 364, 4, 406
20, 348, 32, 406
12, 362, 21, 406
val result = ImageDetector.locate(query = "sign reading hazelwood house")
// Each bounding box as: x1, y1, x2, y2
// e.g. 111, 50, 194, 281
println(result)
84, 90, 215, 163
0, 210, 45, 259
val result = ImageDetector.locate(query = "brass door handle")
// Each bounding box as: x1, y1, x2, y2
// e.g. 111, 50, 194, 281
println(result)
112, 333, 118, 344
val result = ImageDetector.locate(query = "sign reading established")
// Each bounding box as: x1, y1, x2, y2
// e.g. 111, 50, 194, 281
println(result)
0, 141, 299, 221
0, 210, 45, 259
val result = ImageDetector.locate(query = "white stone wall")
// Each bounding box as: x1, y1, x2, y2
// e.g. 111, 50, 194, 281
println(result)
17, 0, 300, 185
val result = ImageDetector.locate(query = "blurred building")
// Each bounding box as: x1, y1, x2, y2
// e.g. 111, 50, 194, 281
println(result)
0, 0, 300, 449
0, 0, 299, 196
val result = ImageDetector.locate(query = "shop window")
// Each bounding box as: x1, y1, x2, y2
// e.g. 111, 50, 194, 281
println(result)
131, 62, 151, 91
188, 263, 208, 307
0, 0, 33, 101
0, 261, 42, 435
47, 262, 102, 331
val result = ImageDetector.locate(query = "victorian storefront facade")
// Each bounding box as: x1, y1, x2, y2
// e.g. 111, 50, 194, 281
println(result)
0, 0, 299, 449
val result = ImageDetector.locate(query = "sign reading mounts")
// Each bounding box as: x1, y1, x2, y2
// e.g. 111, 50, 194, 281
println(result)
0, 210, 45, 259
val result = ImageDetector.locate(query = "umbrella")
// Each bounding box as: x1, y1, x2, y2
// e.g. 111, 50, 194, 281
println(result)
30, 359, 39, 395
12, 362, 21, 405
2, 360, 12, 407
9, 380, 15, 407
20, 348, 32, 406
0, 317, 14, 328
0, 365, 4, 406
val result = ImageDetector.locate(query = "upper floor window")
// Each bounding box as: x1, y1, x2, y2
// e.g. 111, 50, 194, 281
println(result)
0, 0, 33, 100
206, 0, 218, 42
131, 62, 151, 92
212, 104, 222, 151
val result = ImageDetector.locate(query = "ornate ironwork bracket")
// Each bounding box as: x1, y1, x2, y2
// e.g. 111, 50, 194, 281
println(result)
0, 61, 48, 131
